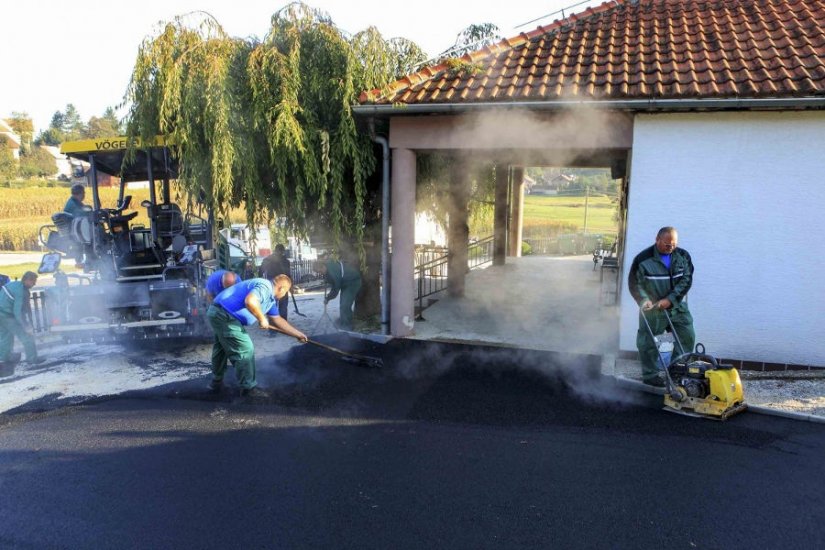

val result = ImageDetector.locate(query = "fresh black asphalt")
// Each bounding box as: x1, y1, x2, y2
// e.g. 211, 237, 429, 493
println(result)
1, 337, 824, 549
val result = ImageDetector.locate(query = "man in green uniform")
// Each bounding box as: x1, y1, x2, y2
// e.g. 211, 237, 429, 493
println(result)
628, 227, 695, 386
315, 259, 362, 330
208, 274, 307, 398
0, 271, 46, 367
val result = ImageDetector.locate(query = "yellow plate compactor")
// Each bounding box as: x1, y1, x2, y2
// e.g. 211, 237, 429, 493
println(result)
641, 307, 747, 421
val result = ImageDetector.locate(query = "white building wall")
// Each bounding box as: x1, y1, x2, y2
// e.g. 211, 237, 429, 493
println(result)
622, 111, 825, 366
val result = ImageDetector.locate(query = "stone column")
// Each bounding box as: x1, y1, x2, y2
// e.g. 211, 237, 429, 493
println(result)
447, 158, 470, 297
493, 164, 509, 266
508, 166, 525, 257
390, 148, 416, 337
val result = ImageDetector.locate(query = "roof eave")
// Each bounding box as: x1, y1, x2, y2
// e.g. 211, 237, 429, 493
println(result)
353, 97, 825, 117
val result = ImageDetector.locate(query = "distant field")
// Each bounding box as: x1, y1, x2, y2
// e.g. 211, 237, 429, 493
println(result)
523, 193, 619, 237
0, 187, 246, 251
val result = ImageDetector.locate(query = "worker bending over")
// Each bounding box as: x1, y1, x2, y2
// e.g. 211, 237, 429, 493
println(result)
207, 274, 306, 398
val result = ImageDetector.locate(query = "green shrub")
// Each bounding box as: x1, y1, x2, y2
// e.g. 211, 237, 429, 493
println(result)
521, 241, 533, 256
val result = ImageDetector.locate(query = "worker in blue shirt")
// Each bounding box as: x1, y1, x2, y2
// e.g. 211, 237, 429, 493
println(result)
0, 271, 46, 367
205, 269, 241, 301
207, 274, 306, 398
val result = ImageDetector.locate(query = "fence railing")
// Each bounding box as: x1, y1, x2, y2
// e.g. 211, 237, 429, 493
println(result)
290, 259, 325, 288
414, 235, 494, 313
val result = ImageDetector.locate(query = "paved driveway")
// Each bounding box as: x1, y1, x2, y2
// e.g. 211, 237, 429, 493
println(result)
1, 339, 823, 549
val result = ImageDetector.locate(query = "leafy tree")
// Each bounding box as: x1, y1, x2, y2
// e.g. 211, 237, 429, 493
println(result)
439, 22, 502, 59
125, 2, 424, 251
35, 104, 89, 145
6, 112, 34, 154
62, 104, 85, 140
84, 107, 122, 138
0, 136, 16, 182
18, 146, 57, 178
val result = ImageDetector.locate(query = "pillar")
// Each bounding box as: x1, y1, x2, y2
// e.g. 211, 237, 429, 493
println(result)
390, 148, 416, 337
493, 164, 509, 266
508, 166, 525, 257
447, 159, 470, 297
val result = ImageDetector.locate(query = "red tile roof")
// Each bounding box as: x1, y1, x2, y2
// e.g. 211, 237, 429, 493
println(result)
360, 0, 825, 105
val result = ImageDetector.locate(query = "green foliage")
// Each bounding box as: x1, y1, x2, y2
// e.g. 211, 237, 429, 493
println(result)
438, 22, 502, 60
18, 147, 57, 178
521, 241, 533, 256
0, 141, 16, 183
124, 2, 419, 257
83, 107, 122, 138
442, 58, 483, 78
6, 112, 33, 154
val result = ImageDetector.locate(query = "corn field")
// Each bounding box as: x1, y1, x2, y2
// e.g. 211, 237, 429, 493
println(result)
0, 187, 247, 251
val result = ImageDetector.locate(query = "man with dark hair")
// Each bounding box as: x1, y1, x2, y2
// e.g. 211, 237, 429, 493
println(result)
0, 271, 46, 367
64, 184, 87, 217
207, 273, 306, 398
628, 226, 695, 386
205, 269, 241, 302
260, 244, 291, 321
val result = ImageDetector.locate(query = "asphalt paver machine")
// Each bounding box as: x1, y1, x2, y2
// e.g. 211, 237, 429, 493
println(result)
38, 136, 215, 342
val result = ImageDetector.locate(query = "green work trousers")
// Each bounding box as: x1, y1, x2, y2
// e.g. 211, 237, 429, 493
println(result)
338, 279, 362, 330
636, 305, 695, 382
0, 314, 37, 362
207, 305, 257, 390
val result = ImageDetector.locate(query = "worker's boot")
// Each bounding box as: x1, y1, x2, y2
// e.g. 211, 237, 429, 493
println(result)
207, 379, 223, 394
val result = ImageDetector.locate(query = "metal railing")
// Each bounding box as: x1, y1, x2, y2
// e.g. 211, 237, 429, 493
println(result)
414, 236, 494, 314
289, 259, 325, 288
28, 289, 49, 333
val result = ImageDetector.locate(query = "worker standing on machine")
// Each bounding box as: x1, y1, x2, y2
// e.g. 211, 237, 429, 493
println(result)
205, 269, 241, 302
207, 274, 307, 398
628, 226, 695, 387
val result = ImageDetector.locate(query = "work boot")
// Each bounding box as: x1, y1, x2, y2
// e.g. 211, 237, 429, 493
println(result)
26, 357, 47, 366
207, 379, 224, 394
6, 352, 21, 364
239, 386, 269, 400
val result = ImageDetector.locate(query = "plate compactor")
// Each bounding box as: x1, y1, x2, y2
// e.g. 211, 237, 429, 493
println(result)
641, 306, 747, 421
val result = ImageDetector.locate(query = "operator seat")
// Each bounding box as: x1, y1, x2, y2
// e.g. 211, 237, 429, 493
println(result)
152, 203, 185, 247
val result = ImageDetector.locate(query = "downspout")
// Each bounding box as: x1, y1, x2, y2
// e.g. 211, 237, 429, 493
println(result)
373, 134, 391, 336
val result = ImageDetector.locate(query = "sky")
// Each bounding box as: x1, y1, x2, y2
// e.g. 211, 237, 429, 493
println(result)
0, 0, 600, 132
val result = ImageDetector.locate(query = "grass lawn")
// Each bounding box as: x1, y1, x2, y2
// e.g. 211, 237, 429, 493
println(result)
523, 194, 618, 235
0, 262, 81, 280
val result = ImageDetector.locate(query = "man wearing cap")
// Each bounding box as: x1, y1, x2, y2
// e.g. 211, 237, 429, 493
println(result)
207, 274, 306, 398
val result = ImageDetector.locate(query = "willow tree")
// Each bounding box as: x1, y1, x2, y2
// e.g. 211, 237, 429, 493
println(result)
125, 3, 425, 319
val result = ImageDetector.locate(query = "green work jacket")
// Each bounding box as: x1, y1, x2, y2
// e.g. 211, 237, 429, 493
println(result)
0, 281, 29, 323
628, 245, 694, 309
324, 260, 361, 300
